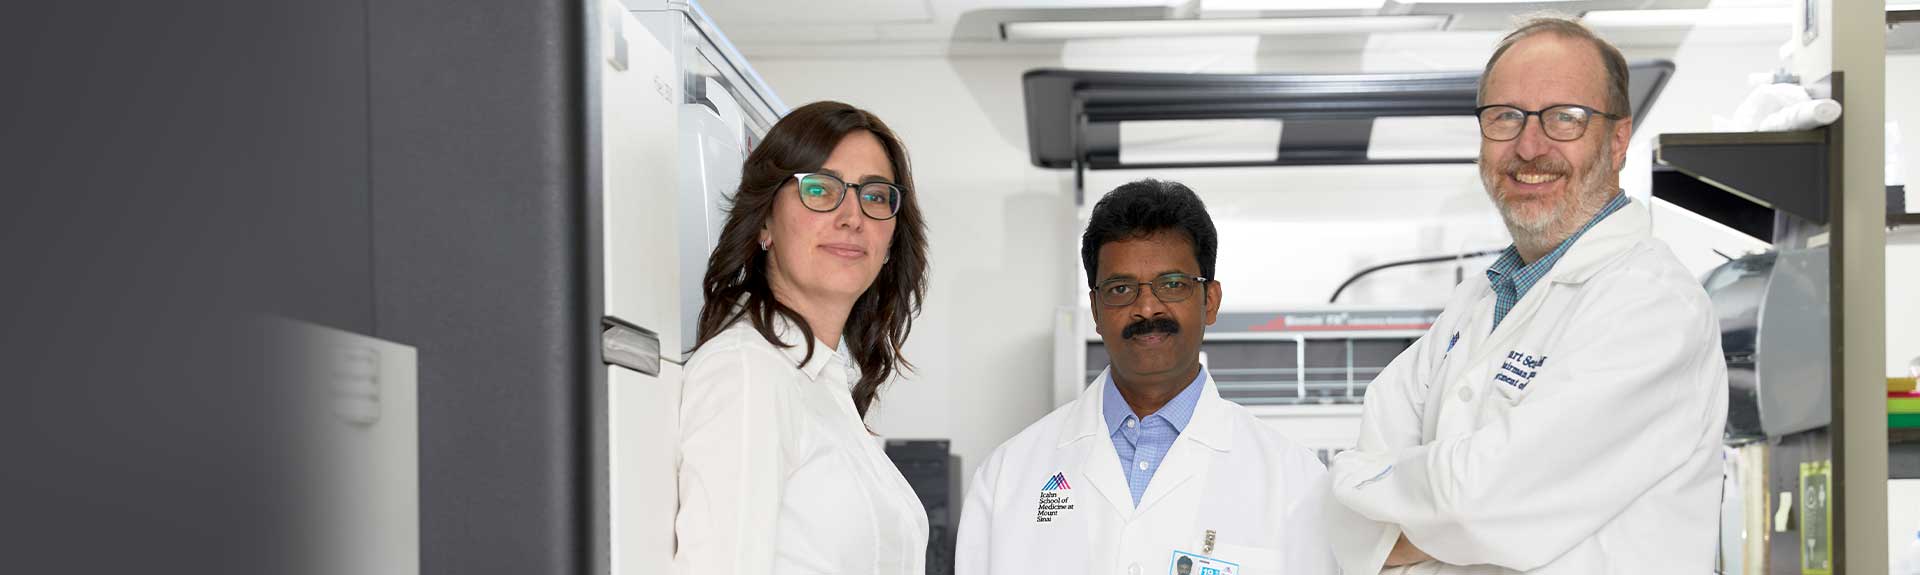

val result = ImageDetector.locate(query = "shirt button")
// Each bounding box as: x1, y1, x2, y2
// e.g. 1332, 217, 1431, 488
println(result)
1136, 460, 1150, 471
1458, 386, 1474, 402
1128, 563, 1142, 575
1125, 419, 1136, 429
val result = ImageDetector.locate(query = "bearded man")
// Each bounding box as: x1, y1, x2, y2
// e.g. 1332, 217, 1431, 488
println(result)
1323, 16, 1729, 574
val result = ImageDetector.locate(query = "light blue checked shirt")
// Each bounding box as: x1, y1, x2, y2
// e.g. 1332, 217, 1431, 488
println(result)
1102, 367, 1206, 507
1485, 192, 1631, 331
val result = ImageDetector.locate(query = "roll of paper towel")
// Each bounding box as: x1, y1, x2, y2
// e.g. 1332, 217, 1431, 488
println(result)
1757, 99, 1842, 132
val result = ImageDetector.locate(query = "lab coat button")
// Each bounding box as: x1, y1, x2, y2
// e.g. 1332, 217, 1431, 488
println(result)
1128, 563, 1142, 575
1458, 386, 1474, 402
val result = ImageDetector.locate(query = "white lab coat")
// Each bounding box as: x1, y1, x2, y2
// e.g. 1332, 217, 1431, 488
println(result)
1325, 198, 1728, 574
675, 317, 929, 575
958, 370, 1336, 575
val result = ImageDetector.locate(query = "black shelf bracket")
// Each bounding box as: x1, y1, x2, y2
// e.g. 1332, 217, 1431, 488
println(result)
1655, 129, 1833, 226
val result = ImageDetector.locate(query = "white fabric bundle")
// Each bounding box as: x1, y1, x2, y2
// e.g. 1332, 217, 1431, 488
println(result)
1716, 82, 1844, 132
1730, 82, 1810, 130
1757, 99, 1843, 131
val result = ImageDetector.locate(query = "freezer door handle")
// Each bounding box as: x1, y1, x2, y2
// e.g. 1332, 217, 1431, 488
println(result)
602, 316, 661, 376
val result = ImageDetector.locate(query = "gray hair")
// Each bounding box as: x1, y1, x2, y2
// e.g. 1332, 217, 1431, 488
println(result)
1477, 16, 1632, 118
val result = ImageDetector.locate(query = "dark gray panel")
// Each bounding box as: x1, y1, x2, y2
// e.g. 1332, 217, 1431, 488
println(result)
273, 0, 377, 334
366, 1, 594, 575
1892, 439, 1920, 480
1277, 118, 1375, 164
1652, 167, 1774, 243
2, 0, 374, 573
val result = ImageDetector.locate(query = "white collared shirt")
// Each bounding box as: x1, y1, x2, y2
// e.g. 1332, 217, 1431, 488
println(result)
675, 317, 929, 575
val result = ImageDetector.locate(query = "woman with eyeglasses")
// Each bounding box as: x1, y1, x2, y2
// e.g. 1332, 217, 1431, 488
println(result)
674, 101, 930, 575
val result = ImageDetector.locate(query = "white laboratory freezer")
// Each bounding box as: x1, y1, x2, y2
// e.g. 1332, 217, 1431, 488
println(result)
594, 1, 784, 573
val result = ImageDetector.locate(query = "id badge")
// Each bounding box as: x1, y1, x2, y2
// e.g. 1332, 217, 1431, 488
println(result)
1168, 550, 1238, 575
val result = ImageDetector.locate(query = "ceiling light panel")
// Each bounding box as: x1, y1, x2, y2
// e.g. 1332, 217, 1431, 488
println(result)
1002, 15, 1450, 40
1199, 0, 1386, 10
1119, 119, 1283, 165
1580, 8, 1792, 29
1411, 0, 1579, 3
1366, 116, 1479, 161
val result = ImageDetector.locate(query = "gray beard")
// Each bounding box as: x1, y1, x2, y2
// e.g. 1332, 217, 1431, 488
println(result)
1481, 138, 1618, 259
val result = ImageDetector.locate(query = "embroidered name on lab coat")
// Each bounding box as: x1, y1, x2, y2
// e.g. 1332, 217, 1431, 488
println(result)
1494, 351, 1548, 390
1036, 472, 1075, 523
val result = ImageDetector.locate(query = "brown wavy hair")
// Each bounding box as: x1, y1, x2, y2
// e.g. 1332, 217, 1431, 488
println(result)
691, 101, 928, 418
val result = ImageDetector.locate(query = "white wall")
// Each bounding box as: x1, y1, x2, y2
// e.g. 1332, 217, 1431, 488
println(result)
1886, 52, 1920, 378
1882, 47, 1920, 575
1082, 163, 1507, 310
1894, 479, 1920, 572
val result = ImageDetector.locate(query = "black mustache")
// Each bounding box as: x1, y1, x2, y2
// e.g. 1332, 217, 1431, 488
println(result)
1122, 317, 1180, 340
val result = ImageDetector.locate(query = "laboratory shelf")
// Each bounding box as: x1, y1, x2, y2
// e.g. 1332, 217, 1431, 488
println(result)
1655, 129, 1833, 226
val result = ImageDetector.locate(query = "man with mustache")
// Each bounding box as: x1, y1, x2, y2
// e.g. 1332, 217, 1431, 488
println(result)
1324, 17, 1728, 573
956, 179, 1335, 575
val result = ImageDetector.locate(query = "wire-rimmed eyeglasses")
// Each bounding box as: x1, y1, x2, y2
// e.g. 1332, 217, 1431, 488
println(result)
1093, 273, 1211, 307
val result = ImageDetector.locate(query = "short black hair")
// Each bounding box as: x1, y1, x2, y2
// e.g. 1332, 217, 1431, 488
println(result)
1080, 179, 1217, 289
1177, 556, 1194, 568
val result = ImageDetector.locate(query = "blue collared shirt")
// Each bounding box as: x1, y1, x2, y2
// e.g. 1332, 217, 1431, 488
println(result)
1101, 367, 1206, 506
1485, 193, 1631, 331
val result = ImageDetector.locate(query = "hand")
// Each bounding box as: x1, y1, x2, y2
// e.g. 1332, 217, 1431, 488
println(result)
1384, 534, 1432, 567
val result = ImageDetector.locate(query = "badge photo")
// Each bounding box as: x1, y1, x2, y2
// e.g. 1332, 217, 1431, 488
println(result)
1169, 550, 1238, 575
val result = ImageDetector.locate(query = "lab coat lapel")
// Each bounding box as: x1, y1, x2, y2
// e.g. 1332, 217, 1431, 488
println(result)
1068, 368, 1137, 517
1133, 374, 1231, 515
1468, 197, 1650, 382
1545, 196, 1648, 286
1495, 198, 1646, 338
1475, 284, 1550, 369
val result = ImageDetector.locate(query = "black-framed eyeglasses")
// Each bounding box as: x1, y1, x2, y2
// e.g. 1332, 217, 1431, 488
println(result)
1474, 104, 1621, 142
791, 172, 904, 221
1093, 273, 1210, 307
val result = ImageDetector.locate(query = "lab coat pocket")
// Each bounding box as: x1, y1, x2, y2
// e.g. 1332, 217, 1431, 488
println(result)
1206, 543, 1283, 575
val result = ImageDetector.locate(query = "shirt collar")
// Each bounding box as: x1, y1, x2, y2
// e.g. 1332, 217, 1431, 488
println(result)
770, 314, 847, 383
1486, 192, 1632, 288
1102, 367, 1207, 435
